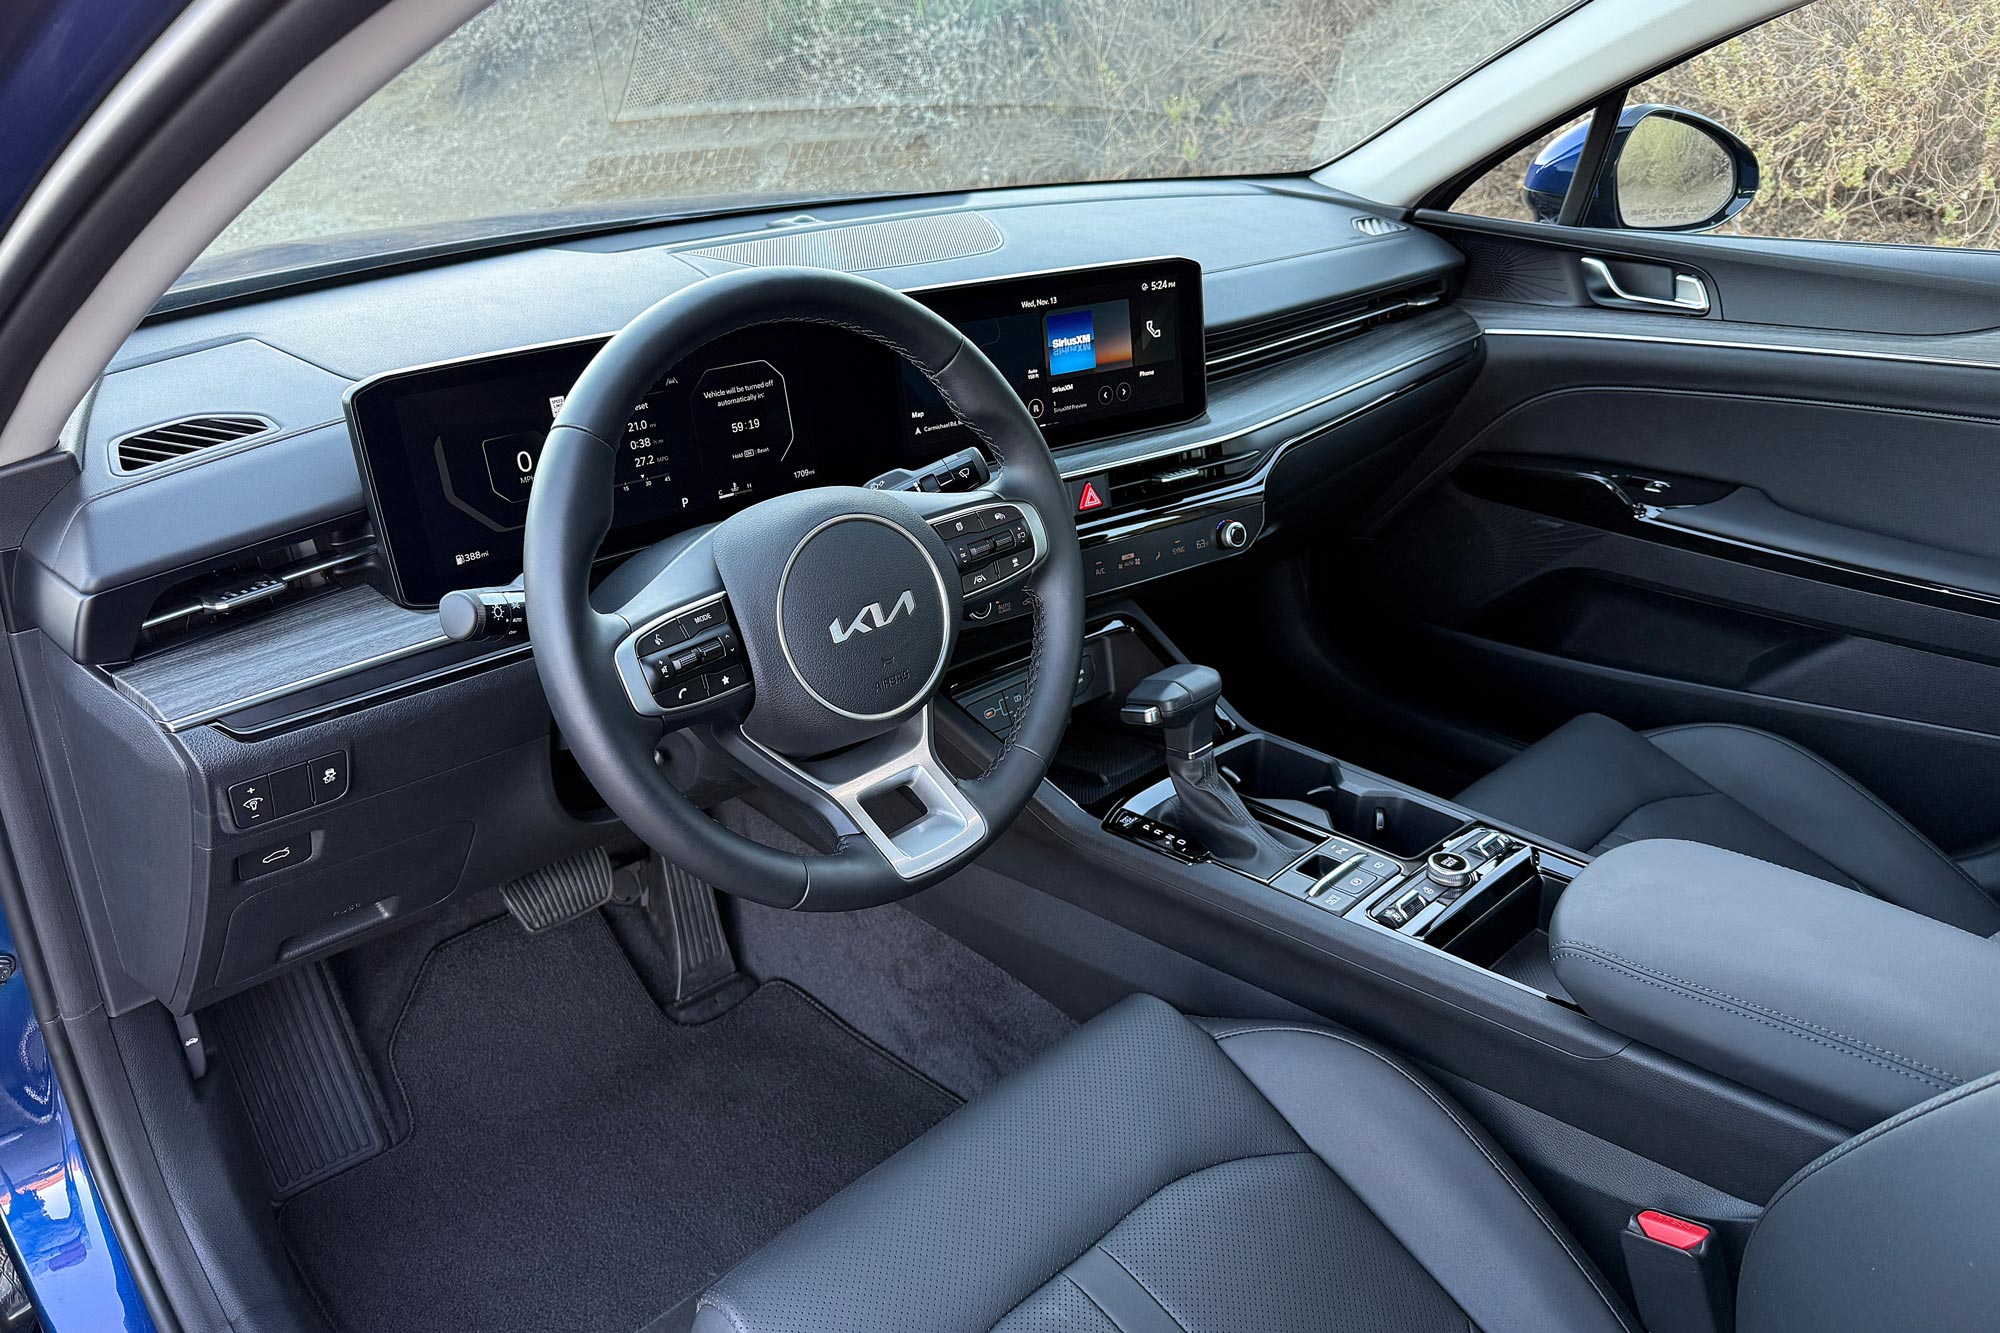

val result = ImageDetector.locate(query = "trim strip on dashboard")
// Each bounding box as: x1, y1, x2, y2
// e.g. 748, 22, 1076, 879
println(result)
1058, 333, 1477, 483
1205, 289, 1442, 372
1482, 326, 2000, 374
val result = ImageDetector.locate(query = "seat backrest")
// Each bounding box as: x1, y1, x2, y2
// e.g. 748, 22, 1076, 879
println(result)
1738, 1069, 2000, 1332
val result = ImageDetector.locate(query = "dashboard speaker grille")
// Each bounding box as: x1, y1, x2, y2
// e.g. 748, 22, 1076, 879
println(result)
683, 212, 1003, 273
115, 413, 273, 472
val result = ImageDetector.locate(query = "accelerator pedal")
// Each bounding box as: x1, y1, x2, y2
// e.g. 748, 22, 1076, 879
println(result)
501, 845, 615, 933
646, 856, 754, 1023
209, 962, 387, 1198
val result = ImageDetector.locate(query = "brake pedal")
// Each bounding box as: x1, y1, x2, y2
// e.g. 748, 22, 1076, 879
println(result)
501, 845, 614, 933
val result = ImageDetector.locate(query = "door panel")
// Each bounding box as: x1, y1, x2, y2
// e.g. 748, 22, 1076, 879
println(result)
1433, 212, 2000, 334
1326, 216, 2000, 867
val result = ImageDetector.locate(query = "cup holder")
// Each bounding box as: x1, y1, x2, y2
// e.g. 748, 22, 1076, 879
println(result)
1218, 735, 1464, 858
1313, 786, 1465, 858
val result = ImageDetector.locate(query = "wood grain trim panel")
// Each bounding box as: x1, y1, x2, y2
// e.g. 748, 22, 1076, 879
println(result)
112, 584, 448, 729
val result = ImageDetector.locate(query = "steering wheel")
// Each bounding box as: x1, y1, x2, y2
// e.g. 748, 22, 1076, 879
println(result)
524, 267, 1084, 911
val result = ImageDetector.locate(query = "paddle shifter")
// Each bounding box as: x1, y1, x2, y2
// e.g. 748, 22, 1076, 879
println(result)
1120, 665, 1309, 877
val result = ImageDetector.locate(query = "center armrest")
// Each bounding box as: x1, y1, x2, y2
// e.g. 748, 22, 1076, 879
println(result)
1551, 839, 2000, 1129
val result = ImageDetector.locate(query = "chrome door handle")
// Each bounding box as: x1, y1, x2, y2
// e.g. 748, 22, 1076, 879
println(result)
1580, 257, 1710, 315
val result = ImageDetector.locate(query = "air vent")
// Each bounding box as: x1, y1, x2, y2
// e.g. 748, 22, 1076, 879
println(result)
1205, 280, 1445, 381
115, 414, 273, 472
1353, 215, 1410, 236
136, 541, 373, 656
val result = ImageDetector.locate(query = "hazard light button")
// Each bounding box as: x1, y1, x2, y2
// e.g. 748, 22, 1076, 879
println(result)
1070, 474, 1112, 514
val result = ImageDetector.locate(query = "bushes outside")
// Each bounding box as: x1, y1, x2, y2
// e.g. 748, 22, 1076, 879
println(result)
1459, 0, 2000, 249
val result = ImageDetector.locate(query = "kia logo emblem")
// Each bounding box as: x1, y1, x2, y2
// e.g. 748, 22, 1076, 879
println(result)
829, 589, 917, 644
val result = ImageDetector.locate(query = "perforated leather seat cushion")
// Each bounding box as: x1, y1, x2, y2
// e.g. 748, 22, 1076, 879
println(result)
693, 994, 1635, 1333
1457, 714, 2000, 935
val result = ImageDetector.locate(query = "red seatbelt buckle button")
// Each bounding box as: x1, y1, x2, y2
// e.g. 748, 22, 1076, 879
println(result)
1622, 1210, 1727, 1333
1635, 1210, 1711, 1252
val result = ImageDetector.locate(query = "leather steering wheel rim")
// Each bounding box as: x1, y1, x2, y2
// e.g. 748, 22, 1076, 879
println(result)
524, 267, 1084, 910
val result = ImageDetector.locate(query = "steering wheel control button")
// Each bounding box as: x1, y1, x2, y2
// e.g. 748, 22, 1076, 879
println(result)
307, 752, 351, 804
228, 777, 273, 828
660, 675, 711, 709
933, 503, 1039, 606
237, 833, 313, 882
679, 602, 727, 637
639, 623, 684, 656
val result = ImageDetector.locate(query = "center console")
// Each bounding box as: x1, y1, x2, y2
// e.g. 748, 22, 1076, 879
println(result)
949, 613, 1590, 1004
1103, 729, 1586, 991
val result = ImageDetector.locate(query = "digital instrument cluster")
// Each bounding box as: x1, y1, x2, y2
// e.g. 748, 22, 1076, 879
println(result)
347, 259, 1205, 606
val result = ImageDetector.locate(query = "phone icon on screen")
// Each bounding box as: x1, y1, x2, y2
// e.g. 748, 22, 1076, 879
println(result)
1145, 319, 1162, 339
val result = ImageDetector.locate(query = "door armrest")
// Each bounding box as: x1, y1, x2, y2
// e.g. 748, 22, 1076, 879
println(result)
1551, 840, 2000, 1129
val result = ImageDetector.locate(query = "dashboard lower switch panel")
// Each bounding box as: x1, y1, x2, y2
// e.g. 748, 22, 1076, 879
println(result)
237, 833, 313, 881
225, 750, 351, 831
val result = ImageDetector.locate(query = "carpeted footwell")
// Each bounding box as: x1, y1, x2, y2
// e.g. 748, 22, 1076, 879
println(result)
279, 912, 959, 1333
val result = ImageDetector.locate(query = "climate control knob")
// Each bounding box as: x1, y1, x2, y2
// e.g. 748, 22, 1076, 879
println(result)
1217, 519, 1250, 550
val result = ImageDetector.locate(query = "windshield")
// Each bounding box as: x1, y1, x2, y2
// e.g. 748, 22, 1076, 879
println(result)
181, 0, 1580, 292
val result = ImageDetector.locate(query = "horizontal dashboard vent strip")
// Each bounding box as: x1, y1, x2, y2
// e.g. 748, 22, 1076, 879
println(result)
115, 414, 274, 472
1205, 281, 1444, 381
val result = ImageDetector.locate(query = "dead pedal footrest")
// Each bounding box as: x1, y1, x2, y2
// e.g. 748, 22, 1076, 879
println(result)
209, 962, 387, 1198
501, 845, 615, 933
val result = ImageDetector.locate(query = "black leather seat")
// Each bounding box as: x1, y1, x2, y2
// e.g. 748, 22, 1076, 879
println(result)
697, 995, 1636, 1333
1457, 714, 2000, 934
696, 994, 2000, 1333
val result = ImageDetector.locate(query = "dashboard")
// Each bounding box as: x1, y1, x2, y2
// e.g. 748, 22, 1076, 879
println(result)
11, 180, 1477, 1016
347, 258, 1205, 606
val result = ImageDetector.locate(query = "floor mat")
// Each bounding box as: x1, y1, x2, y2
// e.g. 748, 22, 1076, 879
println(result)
280, 912, 959, 1333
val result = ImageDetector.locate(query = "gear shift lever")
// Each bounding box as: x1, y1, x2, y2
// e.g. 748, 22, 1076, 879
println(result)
1121, 666, 1309, 877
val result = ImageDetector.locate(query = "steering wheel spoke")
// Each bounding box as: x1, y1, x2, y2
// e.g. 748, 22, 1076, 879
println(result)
709, 707, 985, 881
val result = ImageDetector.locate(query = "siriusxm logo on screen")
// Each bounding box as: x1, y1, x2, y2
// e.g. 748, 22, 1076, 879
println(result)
1045, 309, 1098, 375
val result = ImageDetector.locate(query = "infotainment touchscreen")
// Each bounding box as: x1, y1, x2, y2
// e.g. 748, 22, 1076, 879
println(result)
900, 257, 1204, 450
346, 258, 1206, 606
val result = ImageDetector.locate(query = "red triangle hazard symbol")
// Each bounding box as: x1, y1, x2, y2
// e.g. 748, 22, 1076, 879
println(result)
1077, 481, 1104, 511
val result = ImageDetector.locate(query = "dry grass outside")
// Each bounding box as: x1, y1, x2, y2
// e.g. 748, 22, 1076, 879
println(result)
1456, 0, 2000, 250
207, 0, 1575, 258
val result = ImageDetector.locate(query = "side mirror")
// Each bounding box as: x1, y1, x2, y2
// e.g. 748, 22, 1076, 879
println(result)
1522, 104, 1759, 232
